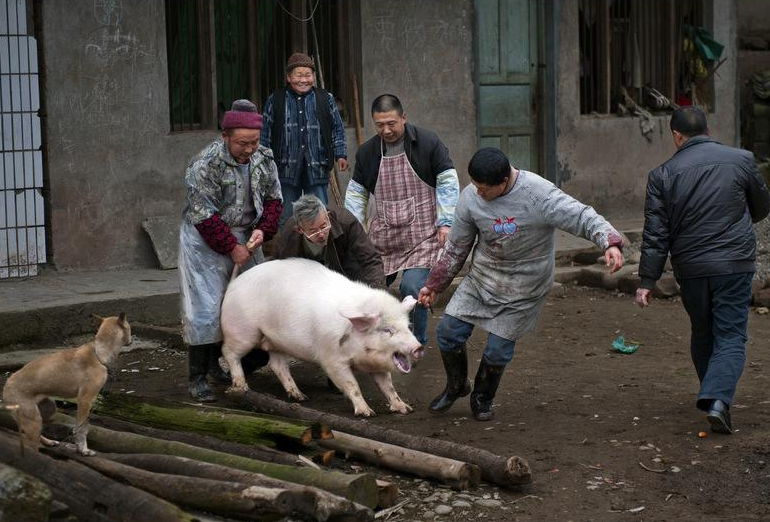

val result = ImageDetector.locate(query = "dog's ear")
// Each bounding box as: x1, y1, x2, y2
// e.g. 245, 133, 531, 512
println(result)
91, 313, 105, 322
118, 312, 127, 325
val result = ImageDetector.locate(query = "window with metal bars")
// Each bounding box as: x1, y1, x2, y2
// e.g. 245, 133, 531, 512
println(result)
165, 0, 356, 132
579, 0, 710, 115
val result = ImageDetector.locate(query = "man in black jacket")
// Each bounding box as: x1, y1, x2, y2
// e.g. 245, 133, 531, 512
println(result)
637, 106, 770, 434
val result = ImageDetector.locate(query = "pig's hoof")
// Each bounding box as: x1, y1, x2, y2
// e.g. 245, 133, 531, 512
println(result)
355, 407, 376, 417
390, 402, 413, 415
288, 391, 308, 402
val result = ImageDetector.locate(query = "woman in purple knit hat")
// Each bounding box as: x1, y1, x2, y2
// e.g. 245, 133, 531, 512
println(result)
178, 99, 283, 402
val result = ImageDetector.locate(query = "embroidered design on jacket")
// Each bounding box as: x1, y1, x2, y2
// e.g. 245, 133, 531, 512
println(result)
493, 217, 517, 235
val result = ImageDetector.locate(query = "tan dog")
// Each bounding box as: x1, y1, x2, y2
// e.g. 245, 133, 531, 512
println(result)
2, 313, 132, 455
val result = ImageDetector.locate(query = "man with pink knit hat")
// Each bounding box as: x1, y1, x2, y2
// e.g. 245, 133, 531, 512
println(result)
179, 99, 283, 402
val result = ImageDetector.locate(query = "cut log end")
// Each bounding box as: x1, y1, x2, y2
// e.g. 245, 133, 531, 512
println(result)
506, 456, 533, 485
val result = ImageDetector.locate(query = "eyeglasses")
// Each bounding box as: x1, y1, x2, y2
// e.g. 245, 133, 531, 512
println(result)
300, 214, 331, 239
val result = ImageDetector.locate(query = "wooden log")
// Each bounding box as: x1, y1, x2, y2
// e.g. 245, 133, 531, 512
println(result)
91, 414, 304, 467
0, 410, 379, 509
93, 394, 322, 450
99, 452, 373, 522
321, 431, 480, 490
0, 428, 194, 522
238, 391, 532, 486
49, 447, 310, 521
375, 480, 398, 509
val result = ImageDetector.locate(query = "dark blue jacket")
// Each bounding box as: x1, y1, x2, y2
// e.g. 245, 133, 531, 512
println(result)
639, 136, 770, 288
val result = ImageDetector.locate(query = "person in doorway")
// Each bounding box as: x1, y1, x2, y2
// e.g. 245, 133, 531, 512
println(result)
260, 52, 348, 225
178, 99, 283, 403
273, 194, 386, 289
636, 106, 770, 434
418, 147, 624, 421
344, 94, 460, 347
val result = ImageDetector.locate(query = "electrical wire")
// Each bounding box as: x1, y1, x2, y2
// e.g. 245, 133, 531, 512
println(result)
275, 0, 321, 23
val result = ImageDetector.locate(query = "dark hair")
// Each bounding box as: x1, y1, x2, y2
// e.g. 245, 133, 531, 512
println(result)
371, 94, 404, 116
670, 106, 708, 137
468, 148, 511, 186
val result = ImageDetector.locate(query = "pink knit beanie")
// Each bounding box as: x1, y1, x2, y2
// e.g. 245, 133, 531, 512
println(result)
221, 99, 263, 130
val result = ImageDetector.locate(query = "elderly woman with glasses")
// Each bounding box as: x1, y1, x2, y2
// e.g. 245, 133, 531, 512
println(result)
272, 195, 386, 290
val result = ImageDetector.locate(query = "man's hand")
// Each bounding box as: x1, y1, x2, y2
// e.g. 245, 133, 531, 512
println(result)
246, 229, 264, 251
418, 287, 437, 308
604, 246, 624, 273
635, 288, 652, 308
436, 226, 450, 245
337, 158, 349, 171
230, 244, 251, 266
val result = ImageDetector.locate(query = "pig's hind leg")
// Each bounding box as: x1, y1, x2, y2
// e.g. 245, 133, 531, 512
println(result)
324, 363, 376, 417
267, 352, 308, 402
222, 336, 259, 392
370, 371, 413, 414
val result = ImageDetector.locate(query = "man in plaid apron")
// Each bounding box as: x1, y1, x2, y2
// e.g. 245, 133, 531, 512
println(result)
344, 94, 459, 347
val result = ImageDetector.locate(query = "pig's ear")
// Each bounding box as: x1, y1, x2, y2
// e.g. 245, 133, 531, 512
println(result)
401, 296, 418, 313
340, 311, 380, 332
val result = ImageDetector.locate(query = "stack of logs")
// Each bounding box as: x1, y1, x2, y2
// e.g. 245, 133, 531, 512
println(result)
0, 391, 531, 522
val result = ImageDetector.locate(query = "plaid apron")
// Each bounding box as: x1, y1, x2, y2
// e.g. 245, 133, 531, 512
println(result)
368, 150, 441, 275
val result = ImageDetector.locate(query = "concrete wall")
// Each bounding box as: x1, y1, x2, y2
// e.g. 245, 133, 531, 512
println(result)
555, 0, 739, 218
357, 0, 477, 186
738, 0, 770, 35
41, 1, 215, 271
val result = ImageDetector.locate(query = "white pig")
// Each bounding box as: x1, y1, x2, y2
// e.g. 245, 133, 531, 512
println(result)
220, 258, 424, 417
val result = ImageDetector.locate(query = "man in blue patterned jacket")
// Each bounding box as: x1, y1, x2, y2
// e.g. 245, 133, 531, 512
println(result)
260, 52, 348, 225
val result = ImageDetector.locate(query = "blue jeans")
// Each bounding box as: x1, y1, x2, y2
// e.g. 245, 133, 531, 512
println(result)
678, 273, 753, 411
436, 314, 516, 366
386, 268, 430, 345
279, 161, 329, 226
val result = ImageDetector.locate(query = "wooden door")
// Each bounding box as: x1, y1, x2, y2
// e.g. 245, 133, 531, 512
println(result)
476, 0, 540, 173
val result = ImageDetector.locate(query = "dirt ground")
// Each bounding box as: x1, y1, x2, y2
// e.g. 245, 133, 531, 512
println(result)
4, 285, 770, 522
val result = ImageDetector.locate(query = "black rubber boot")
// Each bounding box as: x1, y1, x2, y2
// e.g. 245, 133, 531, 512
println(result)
188, 344, 216, 403
207, 343, 232, 385
429, 348, 471, 414
470, 360, 506, 421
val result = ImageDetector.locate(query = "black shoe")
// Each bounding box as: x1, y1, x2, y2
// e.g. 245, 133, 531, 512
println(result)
189, 374, 216, 403
707, 399, 732, 434
188, 344, 216, 402
470, 360, 506, 422
429, 348, 471, 414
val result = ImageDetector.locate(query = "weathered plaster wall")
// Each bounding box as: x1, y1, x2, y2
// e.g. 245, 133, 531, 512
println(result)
41, 0, 215, 270
738, 0, 770, 35
358, 0, 477, 186
556, 0, 738, 218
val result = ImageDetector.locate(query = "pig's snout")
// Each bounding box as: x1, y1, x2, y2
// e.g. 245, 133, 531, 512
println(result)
412, 346, 425, 360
